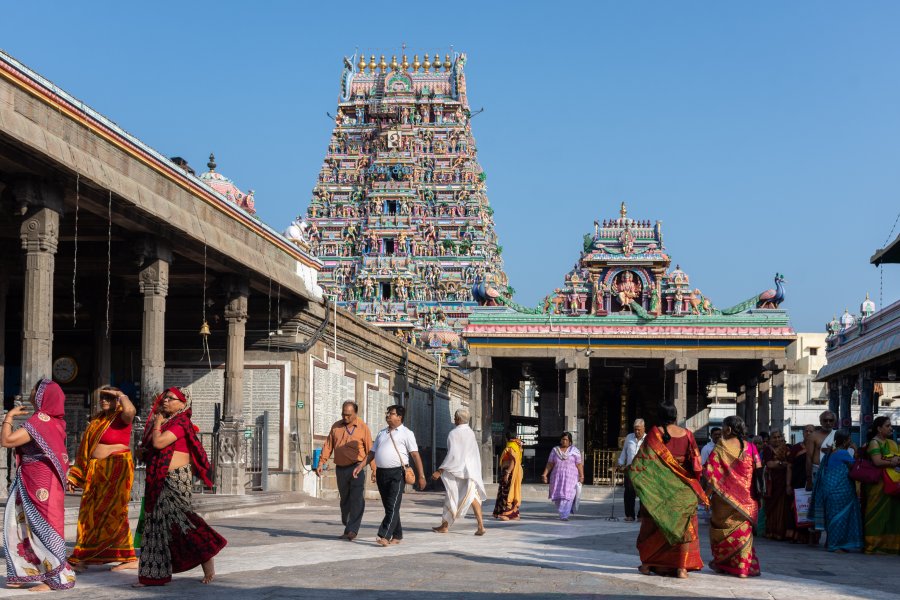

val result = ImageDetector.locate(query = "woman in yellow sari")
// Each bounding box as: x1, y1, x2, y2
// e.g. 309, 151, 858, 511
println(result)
67, 386, 138, 570
492, 428, 523, 521
704, 415, 762, 577
864, 416, 900, 554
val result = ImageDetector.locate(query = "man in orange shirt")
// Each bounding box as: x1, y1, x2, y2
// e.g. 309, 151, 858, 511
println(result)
317, 401, 373, 541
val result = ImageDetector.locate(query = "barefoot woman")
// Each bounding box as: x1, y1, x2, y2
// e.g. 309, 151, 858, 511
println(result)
67, 386, 138, 571
2, 379, 77, 591
137, 387, 226, 586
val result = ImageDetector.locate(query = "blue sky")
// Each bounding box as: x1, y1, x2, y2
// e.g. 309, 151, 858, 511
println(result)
3, 2, 899, 332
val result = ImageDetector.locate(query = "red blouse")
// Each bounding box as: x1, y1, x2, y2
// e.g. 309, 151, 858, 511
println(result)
98, 416, 132, 446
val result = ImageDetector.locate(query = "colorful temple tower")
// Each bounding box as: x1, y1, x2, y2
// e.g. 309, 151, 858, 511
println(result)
297, 51, 507, 356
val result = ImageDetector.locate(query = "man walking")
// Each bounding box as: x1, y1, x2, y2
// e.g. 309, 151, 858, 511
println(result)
353, 405, 426, 546
617, 418, 645, 522
317, 401, 373, 541
430, 408, 487, 535
700, 427, 722, 466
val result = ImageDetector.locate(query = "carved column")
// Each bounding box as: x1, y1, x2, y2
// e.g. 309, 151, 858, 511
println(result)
839, 375, 854, 430
770, 368, 786, 435
19, 181, 61, 392
466, 356, 494, 482
139, 253, 169, 410
735, 384, 747, 424
758, 371, 771, 434
828, 380, 840, 415
665, 358, 693, 425
858, 369, 875, 443
218, 279, 249, 495
745, 377, 758, 435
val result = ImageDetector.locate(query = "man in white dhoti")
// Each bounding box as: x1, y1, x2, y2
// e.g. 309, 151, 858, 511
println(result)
430, 408, 487, 535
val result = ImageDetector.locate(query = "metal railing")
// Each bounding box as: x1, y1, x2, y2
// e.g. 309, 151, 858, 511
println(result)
244, 411, 268, 492
592, 449, 624, 486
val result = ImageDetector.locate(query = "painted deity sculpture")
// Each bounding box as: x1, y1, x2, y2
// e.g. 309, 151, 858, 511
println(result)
615, 271, 641, 311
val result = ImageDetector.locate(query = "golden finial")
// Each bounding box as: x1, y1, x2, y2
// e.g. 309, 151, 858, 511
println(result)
433, 51, 441, 72
378, 55, 387, 73
390, 55, 399, 71
368, 55, 376, 73
620, 202, 627, 219
401, 54, 409, 71
412, 54, 421, 72
357, 54, 366, 73
423, 54, 431, 72
443, 54, 452, 71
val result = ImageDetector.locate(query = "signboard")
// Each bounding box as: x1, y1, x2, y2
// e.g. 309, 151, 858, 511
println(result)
312, 354, 356, 436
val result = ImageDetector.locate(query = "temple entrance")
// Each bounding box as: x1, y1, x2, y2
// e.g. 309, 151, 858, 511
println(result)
586, 360, 665, 453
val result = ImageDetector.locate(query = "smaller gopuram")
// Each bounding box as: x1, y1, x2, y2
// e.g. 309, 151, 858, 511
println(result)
462, 204, 796, 483
292, 51, 508, 360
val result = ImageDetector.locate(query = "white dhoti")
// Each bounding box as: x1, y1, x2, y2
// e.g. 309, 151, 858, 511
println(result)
441, 472, 486, 526
439, 423, 487, 528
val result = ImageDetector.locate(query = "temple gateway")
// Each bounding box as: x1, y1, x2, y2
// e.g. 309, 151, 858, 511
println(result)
461, 204, 796, 482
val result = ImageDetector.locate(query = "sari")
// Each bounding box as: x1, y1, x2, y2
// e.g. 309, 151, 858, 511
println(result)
138, 388, 226, 585
863, 438, 900, 554
814, 449, 862, 552
3, 379, 76, 589
67, 406, 136, 565
704, 439, 762, 577
492, 438, 523, 520
547, 446, 582, 520
786, 442, 809, 543
630, 426, 707, 573
761, 444, 790, 540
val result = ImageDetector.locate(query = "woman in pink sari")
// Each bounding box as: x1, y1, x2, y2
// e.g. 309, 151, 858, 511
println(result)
1, 379, 76, 591
704, 415, 762, 578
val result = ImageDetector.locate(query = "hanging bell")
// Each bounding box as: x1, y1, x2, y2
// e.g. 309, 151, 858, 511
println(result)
199, 320, 211, 337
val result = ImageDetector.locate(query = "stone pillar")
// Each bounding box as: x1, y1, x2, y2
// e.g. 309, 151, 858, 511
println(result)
858, 369, 875, 443
0, 261, 8, 398
665, 358, 693, 425
770, 369, 786, 435
745, 377, 758, 435
758, 372, 771, 434
18, 182, 62, 392
218, 278, 249, 495
839, 375, 854, 430
828, 380, 840, 415
138, 251, 170, 409
557, 356, 587, 445
735, 384, 747, 424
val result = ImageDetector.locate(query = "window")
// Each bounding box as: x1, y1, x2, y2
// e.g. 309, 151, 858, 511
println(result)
809, 347, 818, 356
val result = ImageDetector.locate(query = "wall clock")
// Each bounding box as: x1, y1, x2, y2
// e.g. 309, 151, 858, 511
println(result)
52, 356, 78, 384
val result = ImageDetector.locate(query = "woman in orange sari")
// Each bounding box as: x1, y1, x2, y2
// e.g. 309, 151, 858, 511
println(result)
492, 428, 523, 521
704, 415, 762, 577
630, 404, 707, 579
67, 386, 137, 571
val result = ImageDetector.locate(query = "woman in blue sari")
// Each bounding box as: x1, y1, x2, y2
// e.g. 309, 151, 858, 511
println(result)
814, 430, 863, 552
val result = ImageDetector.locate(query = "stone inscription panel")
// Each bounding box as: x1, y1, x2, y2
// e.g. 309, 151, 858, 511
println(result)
312, 356, 356, 436
365, 374, 392, 432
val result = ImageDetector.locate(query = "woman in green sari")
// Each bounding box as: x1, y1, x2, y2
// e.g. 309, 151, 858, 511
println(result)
864, 416, 900, 554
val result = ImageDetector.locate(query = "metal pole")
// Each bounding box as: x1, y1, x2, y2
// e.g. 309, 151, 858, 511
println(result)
262, 410, 269, 491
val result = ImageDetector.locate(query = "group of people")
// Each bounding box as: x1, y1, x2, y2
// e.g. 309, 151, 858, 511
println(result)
757, 410, 900, 555
1, 379, 226, 591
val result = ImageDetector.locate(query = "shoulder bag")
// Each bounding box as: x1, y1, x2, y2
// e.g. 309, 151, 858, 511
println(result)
389, 430, 417, 485
849, 454, 882, 484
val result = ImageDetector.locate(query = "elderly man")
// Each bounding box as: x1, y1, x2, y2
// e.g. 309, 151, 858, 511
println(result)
317, 401, 373, 541
353, 405, 426, 546
806, 410, 837, 492
430, 408, 487, 535
617, 418, 646, 522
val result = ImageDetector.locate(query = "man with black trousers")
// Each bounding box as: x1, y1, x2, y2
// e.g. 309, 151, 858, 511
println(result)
318, 401, 373, 541
617, 418, 646, 522
353, 404, 426, 546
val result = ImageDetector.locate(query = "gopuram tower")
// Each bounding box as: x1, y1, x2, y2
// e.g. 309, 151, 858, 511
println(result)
296, 51, 508, 358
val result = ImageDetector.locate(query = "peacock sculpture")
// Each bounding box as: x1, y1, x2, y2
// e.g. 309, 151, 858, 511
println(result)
756, 273, 786, 309
472, 274, 502, 306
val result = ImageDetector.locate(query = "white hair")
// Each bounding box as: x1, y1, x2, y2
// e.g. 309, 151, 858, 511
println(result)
454, 407, 471, 423
633, 419, 645, 427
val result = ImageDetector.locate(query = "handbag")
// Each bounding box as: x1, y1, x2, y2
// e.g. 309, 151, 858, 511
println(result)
792, 488, 812, 528
849, 455, 882, 484
389, 430, 417, 485
751, 466, 766, 501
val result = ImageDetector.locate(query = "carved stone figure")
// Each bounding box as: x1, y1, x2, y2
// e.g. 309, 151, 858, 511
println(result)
615, 271, 641, 311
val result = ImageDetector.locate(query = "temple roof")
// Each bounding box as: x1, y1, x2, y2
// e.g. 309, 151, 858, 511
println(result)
198, 153, 256, 214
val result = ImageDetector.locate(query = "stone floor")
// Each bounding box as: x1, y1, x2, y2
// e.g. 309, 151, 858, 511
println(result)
0, 491, 896, 599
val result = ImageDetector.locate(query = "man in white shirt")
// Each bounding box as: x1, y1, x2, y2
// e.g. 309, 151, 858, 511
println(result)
353, 404, 426, 546
430, 407, 487, 535
700, 427, 722, 466
617, 419, 645, 522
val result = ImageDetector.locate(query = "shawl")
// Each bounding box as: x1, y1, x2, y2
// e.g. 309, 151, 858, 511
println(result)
630, 426, 708, 545
20, 379, 68, 486
142, 387, 212, 512
439, 424, 485, 483
67, 404, 123, 488
704, 439, 761, 524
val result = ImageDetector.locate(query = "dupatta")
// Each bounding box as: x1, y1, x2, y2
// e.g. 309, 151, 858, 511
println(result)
20, 379, 69, 485
630, 426, 708, 545
704, 439, 760, 524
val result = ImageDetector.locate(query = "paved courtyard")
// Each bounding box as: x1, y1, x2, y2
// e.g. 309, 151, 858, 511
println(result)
0, 492, 896, 599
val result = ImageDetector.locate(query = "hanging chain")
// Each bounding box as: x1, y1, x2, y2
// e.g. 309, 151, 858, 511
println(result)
72, 174, 79, 326
106, 191, 112, 338
202, 244, 207, 322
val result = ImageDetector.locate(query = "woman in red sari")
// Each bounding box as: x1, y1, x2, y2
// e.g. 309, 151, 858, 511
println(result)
630, 403, 707, 579
1, 379, 76, 591
135, 387, 226, 586
704, 415, 762, 577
